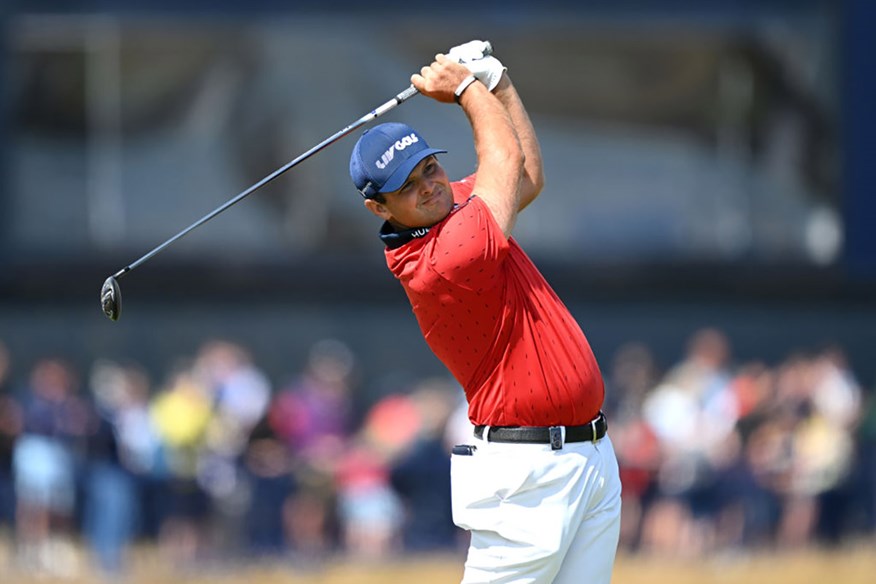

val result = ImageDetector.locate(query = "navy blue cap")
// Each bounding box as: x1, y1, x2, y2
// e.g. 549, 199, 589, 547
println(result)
350, 122, 446, 199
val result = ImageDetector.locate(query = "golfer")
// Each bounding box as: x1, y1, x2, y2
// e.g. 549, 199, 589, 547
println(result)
349, 42, 622, 584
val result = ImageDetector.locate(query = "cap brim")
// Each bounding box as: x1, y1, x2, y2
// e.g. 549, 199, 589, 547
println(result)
378, 148, 447, 194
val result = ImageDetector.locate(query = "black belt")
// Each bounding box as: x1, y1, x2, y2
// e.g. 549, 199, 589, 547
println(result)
474, 412, 607, 450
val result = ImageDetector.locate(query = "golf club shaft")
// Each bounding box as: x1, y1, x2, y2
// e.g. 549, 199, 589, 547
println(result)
112, 85, 420, 280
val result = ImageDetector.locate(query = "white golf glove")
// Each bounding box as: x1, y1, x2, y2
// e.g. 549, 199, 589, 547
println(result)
447, 40, 506, 92
447, 40, 492, 63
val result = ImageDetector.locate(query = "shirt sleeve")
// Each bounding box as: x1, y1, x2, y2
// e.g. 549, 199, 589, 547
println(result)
427, 196, 509, 293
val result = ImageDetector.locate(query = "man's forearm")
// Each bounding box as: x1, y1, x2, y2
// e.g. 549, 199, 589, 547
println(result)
493, 75, 544, 211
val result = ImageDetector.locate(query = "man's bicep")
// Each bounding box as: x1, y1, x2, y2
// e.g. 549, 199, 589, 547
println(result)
471, 144, 524, 236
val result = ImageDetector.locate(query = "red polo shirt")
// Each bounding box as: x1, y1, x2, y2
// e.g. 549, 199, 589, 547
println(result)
384, 176, 604, 426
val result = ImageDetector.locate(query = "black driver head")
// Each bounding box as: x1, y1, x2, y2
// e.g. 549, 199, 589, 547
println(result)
100, 276, 122, 321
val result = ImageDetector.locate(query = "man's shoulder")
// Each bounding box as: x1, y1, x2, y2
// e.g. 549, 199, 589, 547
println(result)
451, 173, 476, 202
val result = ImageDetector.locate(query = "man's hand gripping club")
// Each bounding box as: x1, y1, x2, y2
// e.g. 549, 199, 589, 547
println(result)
447, 39, 507, 91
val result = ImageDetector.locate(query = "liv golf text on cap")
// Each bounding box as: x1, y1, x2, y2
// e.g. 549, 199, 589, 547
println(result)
350, 122, 446, 199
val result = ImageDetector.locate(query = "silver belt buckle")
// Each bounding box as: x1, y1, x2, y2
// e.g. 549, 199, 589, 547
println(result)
549, 426, 563, 450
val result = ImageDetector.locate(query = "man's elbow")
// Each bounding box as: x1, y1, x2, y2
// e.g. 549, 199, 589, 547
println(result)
491, 143, 525, 182
508, 138, 525, 168
521, 165, 545, 209
531, 168, 545, 197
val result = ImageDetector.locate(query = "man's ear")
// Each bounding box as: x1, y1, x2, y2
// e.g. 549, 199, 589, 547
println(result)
364, 198, 391, 221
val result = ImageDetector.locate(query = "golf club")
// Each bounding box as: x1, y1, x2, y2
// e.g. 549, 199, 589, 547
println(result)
99, 84, 420, 321
100, 42, 493, 321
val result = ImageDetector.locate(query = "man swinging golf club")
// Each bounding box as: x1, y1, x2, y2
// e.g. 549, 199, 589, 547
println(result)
349, 41, 622, 584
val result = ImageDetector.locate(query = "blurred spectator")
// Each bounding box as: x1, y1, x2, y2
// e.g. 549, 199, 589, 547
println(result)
241, 417, 296, 556
12, 358, 90, 577
739, 415, 787, 546
389, 378, 459, 552
98, 361, 167, 547
778, 348, 861, 548
267, 339, 357, 558
269, 339, 354, 460
149, 362, 213, 565
192, 340, 272, 555
80, 361, 139, 576
809, 347, 864, 541
663, 328, 735, 414
90, 361, 162, 479
721, 361, 779, 547
639, 328, 740, 557
764, 355, 823, 549
0, 342, 21, 536
196, 340, 271, 445
281, 463, 337, 561
810, 346, 862, 429
334, 391, 420, 558
728, 361, 776, 428
605, 342, 662, 552
850, 387, 876, 537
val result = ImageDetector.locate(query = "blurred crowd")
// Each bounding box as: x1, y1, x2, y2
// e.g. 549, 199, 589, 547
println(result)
0, 337, 468, 579
606, 329, 876, 557
0, 328, 875, 579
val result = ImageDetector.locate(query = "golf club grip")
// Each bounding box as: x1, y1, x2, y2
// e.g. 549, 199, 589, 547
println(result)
396, 85, 419, 103
380, 42, 493, 113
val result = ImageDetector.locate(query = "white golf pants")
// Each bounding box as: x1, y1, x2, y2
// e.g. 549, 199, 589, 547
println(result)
451, 433, 621, 584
